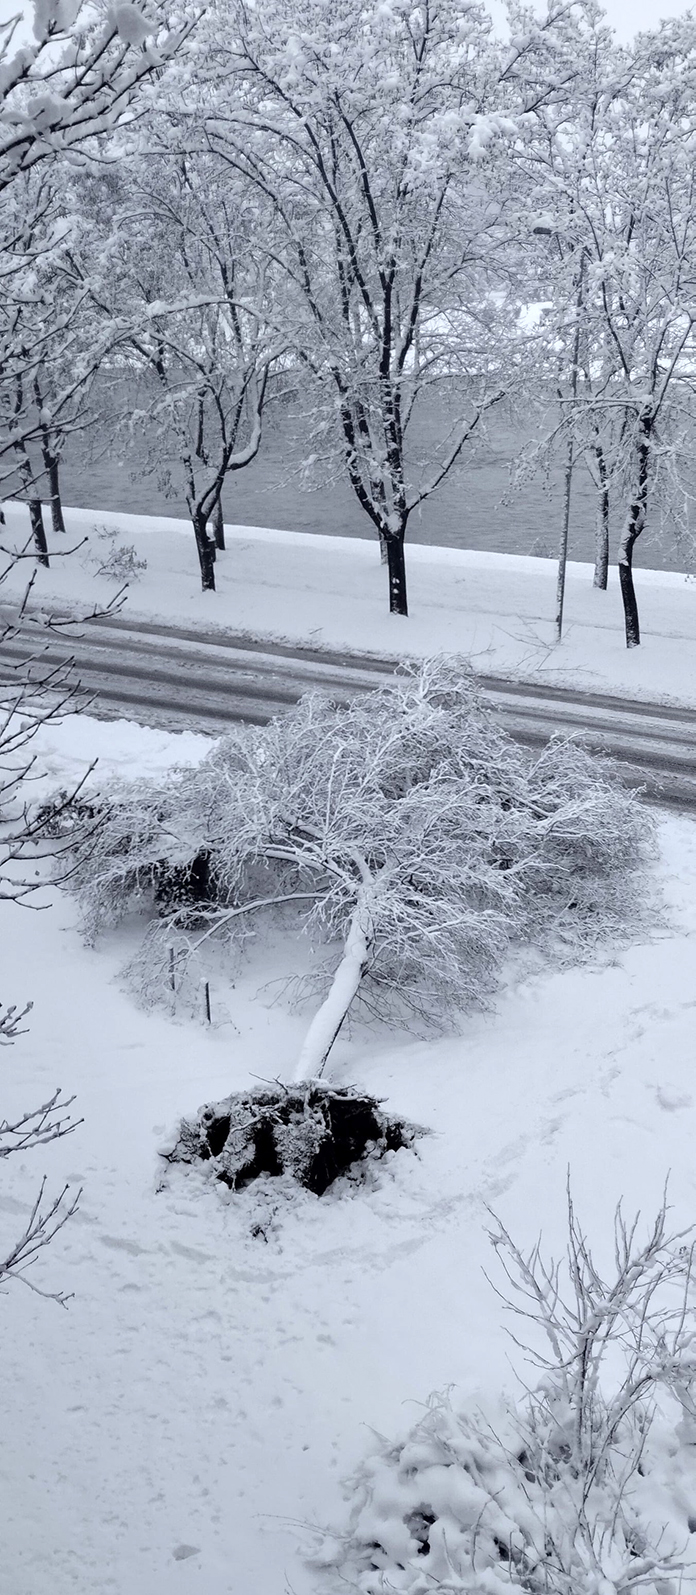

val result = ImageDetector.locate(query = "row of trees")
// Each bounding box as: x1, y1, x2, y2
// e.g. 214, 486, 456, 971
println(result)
3, 0, 696, 649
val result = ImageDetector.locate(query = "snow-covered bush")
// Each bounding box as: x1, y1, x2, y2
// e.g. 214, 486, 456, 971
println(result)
63, 659, 655, 1079
90, 525, 147, 581
315, 1192, 696, 1593
95, 545, 147, 582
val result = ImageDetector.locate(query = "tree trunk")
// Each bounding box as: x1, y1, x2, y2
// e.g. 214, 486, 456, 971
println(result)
556, 440, 573, 642
618, 423, 651, 650
618, 556, 640, 648
14, 438, 49, 566
386, 534, 408, 617
618, 558, 640, 649
192, 510, 216, 592
593, 446, 609, 591
292, 897, 372, 1081
29, 499, 49, 568
43, 448, 65, 536
556, 251, 585, 641
379, 532, 388, 565
212, 496, 225, 550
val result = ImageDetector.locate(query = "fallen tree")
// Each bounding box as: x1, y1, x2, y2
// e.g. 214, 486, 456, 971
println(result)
64, 659, 654, 1084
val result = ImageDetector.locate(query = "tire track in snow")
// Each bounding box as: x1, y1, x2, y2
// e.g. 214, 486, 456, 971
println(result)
4, 604, 696, 810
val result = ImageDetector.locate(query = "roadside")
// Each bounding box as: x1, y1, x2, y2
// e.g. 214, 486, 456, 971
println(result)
3, 502, 696, 709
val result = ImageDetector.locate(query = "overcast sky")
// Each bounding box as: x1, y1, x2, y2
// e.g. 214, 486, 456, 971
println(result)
0, 0, 694, 51
574, 0, 693, 38
484, 0, 696, 41
486, 0, 694, 41
602, 0, 693, 36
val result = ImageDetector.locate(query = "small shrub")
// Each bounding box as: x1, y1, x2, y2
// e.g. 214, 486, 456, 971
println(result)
316, 1191, 696, 1593
94, 542, 147, 581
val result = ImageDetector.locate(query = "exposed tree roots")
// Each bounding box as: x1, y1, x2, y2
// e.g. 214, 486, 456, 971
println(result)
164, 1082, 420, 1196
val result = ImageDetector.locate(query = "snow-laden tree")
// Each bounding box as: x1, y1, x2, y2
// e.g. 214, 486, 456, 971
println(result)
0, 0, 193, 194
0, 0, 196, 911
0, 0, 197, 470
515, 11, 696, 646
192, 0, 584, 616
0, 0, 195, 895
72, 149, 284, 589
0, 0, 195, 1299
604, 20, 696, 646
64, 660, 653, 1082
0, 165, 129, 558
499, 7, 628, 638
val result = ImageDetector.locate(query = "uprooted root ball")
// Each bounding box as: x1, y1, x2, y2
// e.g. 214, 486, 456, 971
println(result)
163, 1082, 421, 1196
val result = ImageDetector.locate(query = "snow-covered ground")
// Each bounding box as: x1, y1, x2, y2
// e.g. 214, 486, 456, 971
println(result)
2, 713, 696, 1594
4, 507, 696, 1592
3, 501, 696, 706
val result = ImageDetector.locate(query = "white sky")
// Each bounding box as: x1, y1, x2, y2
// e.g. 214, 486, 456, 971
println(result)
486, 0, 694, 41
594, 0, 694, 37
0, 0, 694, 53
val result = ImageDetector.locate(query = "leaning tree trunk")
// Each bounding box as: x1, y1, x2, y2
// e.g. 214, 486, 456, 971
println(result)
41, 438, 66, 536
618, 423, 651, 650
556, 438, 574, 642
292, 898, 373, 1081
192, 509, 216, 592
593, 446, 609, 591
14, 441, 49, 567
385, 533, 408, 617
212, 496, 225, 551
28, 498, 49, 567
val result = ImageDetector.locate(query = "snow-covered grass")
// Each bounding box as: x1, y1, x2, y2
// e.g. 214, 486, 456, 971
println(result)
2, 713, 696, 1594
4, 501, 696, 707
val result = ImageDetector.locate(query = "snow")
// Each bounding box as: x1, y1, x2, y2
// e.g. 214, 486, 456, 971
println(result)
26, 712, 215, 803
4, 499, 696, 708
4, 506, 696, 1590
2, 712, 696, 1593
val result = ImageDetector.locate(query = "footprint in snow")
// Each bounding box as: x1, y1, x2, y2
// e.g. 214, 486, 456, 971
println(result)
99, 1234, 148, 1255
654, 1085, 693, 1112
172, 1544, 201, 1562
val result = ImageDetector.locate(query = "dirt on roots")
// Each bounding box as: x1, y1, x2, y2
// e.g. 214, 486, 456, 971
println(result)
164, 1081, 420, 1196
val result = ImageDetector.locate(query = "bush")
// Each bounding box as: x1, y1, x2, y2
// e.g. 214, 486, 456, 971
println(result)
94, 542, 148, 581
88, 522, 147, 581
315, 1191, 696, 1593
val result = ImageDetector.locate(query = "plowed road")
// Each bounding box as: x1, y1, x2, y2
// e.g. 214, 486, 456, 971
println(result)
4, 609, 696, 811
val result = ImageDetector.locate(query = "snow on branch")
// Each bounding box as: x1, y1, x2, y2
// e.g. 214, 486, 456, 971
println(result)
0, 0, 197, 194
0, 1175, 80, 1305
0, 1002, 81, 1306
0, 1085, 80, 1157
0, 996, 32, 1043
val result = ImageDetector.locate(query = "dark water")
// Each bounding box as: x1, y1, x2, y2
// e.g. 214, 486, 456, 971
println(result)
38, 396, 696, 574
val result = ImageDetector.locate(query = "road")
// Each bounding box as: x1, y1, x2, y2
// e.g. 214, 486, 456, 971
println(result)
3, 607, 696, 810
